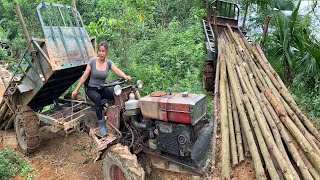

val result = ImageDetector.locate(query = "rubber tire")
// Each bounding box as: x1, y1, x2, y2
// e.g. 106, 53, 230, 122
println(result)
103, 144, 145, 180
14, 107, 40, 154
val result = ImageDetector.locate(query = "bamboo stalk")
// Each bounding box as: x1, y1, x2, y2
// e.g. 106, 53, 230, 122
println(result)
227, 81, 238, 166
230, 89, 244, 162
0, 103, 9, 123
290, 129, 320, 179
265, 89, 320, 172
219, 38, 230, 179
256, 65, 320, 157
242, 94, 280, 180
247, 73, 298, 179
246, 38, 320, 141
235, 64, 296, 180
254, 43, 290, 95
4, 114, 14, 130
223, 37, 266, 179
211, 59, 220, 166
260, 93, 314, 180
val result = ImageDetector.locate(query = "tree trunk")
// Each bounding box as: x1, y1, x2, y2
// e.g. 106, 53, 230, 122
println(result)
71, 0, 77, 11
260, 16, 271, 49
242, 0, 249, 31
219, 38, 230, 179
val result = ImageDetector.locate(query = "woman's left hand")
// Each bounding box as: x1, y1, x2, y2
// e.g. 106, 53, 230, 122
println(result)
124, 75, 131, 81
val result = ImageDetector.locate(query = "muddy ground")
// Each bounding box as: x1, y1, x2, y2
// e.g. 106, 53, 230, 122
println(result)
0, 127, 204, 180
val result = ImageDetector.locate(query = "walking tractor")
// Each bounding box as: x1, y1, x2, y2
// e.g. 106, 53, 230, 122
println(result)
1, 2, 212, 179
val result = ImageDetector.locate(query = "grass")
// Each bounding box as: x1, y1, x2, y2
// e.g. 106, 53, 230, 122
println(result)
0, 148, 38, 180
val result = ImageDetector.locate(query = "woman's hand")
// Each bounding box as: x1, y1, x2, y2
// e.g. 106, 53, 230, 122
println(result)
124, 75, 131, 81
71, 90, 77, 99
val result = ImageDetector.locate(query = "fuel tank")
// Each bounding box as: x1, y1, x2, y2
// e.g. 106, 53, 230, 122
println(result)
139, 92, 207, 125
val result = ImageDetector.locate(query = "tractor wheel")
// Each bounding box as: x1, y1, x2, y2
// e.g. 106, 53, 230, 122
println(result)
14, 107, 40, 154
103, 144, 145, 180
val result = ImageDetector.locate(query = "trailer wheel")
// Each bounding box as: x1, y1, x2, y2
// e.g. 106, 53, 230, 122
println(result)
14, 107, 40, 154
103, 144, 145, 180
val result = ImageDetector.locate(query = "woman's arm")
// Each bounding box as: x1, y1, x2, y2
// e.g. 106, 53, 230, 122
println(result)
72, 64, 91, 98
111, 64, 131, 81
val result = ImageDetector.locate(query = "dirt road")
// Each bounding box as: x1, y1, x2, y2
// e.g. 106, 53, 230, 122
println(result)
0, 127, 201, 180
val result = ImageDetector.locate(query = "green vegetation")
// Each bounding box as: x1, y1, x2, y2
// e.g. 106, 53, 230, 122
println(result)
0, 148, 37, 180
0, 1, 319, 121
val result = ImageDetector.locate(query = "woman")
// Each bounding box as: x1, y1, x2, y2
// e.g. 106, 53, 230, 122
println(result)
72, 41, 131, 137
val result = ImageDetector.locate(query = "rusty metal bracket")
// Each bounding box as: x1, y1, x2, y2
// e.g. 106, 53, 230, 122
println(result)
32, 38, 50, 62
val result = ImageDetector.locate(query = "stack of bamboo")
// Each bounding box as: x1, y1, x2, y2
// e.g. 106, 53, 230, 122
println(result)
217, 24, 320, 179
0, 66, 15, 130
0, 98, 14, 130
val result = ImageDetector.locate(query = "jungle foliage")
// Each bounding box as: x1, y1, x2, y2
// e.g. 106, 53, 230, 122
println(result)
0, 0, 320, 121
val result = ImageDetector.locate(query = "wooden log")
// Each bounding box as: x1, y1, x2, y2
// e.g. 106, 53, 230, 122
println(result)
210, 59, 220, 166
223, 37, 266, 179
260, 93, 315, 179
4, 114, 14, 130
248, 38, 320, 141
289, 129, 320, 179
0, 103, 9, 123
230, 89, 244, 162
0, 99, 5, 109
265, 89, 320, 172
227, 81, 238, 166
247, 73, 298, 179
242, 94, 280, 180
236, 64, 296, 180
219, 38, 230, 179
259, 68, 320, 157
234, 38, 299, 178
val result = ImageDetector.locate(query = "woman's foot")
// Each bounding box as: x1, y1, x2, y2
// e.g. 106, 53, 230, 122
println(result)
97, 119, 107, 137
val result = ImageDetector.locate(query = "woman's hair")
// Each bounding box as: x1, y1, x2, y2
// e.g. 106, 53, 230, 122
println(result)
98, 41, 108, 50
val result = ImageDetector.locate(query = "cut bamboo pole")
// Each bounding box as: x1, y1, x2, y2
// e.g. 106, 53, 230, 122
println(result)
230, 89, 244, 162
0, 103, 9, 123
259, 68, 320, 157
4, 114, 14, 130
223, 36, 266, 179
290, 129, 320, 179
244, 37, 320, 141
248, 73, 298, 179
219, 38, 230, 180
235, 64, 296, 180
260, 93, 314, 180
211, 59, 220, 166
265, 89, 320, 172
242, 94, 280, 180
227, 81, 238, 166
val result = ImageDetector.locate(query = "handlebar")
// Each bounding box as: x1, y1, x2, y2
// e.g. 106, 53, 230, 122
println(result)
99, 78, 126, 88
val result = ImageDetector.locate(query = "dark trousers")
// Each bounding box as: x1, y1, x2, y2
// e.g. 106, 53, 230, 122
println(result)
86, 86, 114, 120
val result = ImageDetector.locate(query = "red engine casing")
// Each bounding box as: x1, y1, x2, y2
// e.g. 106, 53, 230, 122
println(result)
139, 92, 207, 125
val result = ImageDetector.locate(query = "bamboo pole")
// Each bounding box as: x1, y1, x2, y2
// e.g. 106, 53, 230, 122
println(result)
219, 38, 230, 179
259, 68, 320, 156
236, 64, 296, 180
247, 73, 298, 179
223, 37, 266, 179
0, 103, 9, 123
230, 89, 244, 161
211, 59, 220, 166
4, 113, 13, 130
260, 93, 315, 179
242, 94, 280, 180
243, 36, 320, 141
265, 89, 320, 172
227, 81, 238, 166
